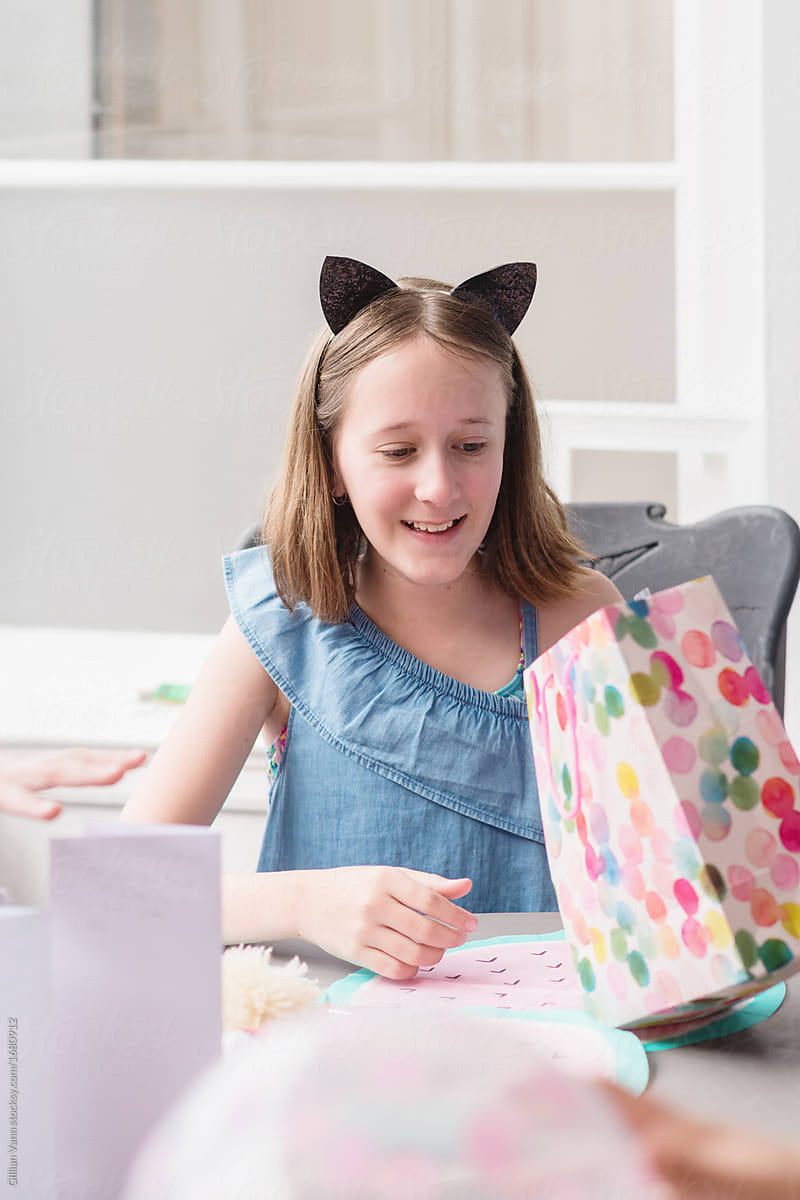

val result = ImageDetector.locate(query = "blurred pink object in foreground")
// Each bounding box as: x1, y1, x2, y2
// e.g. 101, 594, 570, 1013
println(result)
124, 1006, 660, 1200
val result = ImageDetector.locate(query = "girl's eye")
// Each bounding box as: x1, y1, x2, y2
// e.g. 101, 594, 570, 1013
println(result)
459, 442, 485, 454
381, 447, 413, 459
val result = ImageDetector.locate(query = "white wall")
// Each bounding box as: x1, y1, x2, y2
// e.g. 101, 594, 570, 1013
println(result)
763, 1, 800, 526
0, 0, 91, 157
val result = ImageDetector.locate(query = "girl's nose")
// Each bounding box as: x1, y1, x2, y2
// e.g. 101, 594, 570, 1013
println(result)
414, 452, 459, 507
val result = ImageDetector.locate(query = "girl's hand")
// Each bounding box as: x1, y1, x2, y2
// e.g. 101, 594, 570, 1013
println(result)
297, 866, 477, 978
0, 747, 147, 820
605, 1081, 800, 1200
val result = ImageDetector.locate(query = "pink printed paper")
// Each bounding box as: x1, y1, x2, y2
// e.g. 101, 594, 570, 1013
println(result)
352, 938, 583, 1012
525, 576, 800, 1027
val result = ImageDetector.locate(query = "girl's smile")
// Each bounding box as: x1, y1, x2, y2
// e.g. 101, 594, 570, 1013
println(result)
332, 336, 508, 596
402, 515, 466, 535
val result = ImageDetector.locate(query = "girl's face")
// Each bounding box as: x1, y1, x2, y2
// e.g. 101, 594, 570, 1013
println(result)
332, 336, 508, 593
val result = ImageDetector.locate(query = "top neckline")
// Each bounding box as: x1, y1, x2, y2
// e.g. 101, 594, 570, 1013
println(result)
347, 600, 537, 716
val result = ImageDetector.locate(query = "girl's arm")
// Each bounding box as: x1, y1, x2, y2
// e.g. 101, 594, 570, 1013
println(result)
120, 615, 282, 826
121, 617, 476, 977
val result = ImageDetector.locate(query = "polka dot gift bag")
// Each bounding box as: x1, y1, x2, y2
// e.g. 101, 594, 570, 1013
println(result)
524, 575, 800, 1030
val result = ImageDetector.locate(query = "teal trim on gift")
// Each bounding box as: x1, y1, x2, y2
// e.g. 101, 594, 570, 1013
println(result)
324, 965, 378, 1006
642, 982, 786, 1052
462, 1005, 649, 1095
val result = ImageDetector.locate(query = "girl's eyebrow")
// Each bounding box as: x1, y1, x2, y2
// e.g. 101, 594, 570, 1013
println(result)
374, 417, 495, 435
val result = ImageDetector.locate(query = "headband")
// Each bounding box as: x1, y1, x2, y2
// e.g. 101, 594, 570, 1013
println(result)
319, 256, 537, 337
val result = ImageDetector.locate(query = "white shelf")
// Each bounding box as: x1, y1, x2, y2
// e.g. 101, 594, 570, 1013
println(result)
0, 160, 680, 192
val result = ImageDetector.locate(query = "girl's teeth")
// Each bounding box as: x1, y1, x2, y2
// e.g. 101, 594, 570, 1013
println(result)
409, 519, 458, 533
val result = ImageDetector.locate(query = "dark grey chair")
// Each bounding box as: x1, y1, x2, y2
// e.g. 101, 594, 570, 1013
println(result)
567, 502, 800, 717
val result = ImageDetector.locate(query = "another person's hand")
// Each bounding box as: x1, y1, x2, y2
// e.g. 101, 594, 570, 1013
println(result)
297, 866, 476, 978
0, 747, 147, 820
607, 1081, 800, 1199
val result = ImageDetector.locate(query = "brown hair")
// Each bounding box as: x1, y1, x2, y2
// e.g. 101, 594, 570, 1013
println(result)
263, 276, 585, 623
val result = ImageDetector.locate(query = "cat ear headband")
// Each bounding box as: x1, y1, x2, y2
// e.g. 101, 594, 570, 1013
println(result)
319, 255, 537, 337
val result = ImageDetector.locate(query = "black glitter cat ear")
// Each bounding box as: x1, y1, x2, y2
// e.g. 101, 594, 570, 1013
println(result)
319, 256, 398, 334
450, 263, 537, 336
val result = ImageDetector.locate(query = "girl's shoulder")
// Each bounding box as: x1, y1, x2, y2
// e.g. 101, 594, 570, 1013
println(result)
535, 567, 623, 655
224, 544, 282, 616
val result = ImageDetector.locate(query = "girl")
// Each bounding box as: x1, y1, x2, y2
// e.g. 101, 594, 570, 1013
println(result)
121, 256, 621, 978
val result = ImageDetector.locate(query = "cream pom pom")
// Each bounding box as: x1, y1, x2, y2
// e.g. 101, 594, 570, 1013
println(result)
222, 945, 320, 1032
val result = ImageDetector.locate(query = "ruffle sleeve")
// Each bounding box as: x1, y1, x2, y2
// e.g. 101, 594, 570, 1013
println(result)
223, 547, 544, 841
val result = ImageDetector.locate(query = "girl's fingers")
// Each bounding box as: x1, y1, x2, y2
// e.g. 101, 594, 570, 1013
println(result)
48, 747, 148, 787
375, 900, 472, 952
356, 945, 436, 981
0, 747, 147, 790
360, 878, 478, 961
390, 871, 477, 934
0, 781, 62, 821
403, 869, 474, 903
604, 1082, 800, 1200
359, 928, 449, 978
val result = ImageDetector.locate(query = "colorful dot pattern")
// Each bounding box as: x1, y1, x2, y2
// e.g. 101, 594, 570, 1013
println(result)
524, 576, 800, 1027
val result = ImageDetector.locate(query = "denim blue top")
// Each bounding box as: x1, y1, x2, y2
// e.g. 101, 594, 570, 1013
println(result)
223, 546, 557, 913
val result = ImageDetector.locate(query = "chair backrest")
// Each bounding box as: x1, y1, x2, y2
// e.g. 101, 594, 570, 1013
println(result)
566, 502, 800, 717
234, 521, 261, 552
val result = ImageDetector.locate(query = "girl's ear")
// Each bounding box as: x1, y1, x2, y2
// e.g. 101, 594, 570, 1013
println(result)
451, 263, 537, 335
320, 256, 397, 334
329, 445, 345, 500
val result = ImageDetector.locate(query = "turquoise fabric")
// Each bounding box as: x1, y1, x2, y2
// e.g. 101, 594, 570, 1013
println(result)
223, 547, 557, 913
494, 666, 526, 701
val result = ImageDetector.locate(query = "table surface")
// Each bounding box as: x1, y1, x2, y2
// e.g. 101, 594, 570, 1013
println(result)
271, 911, 800, 1141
